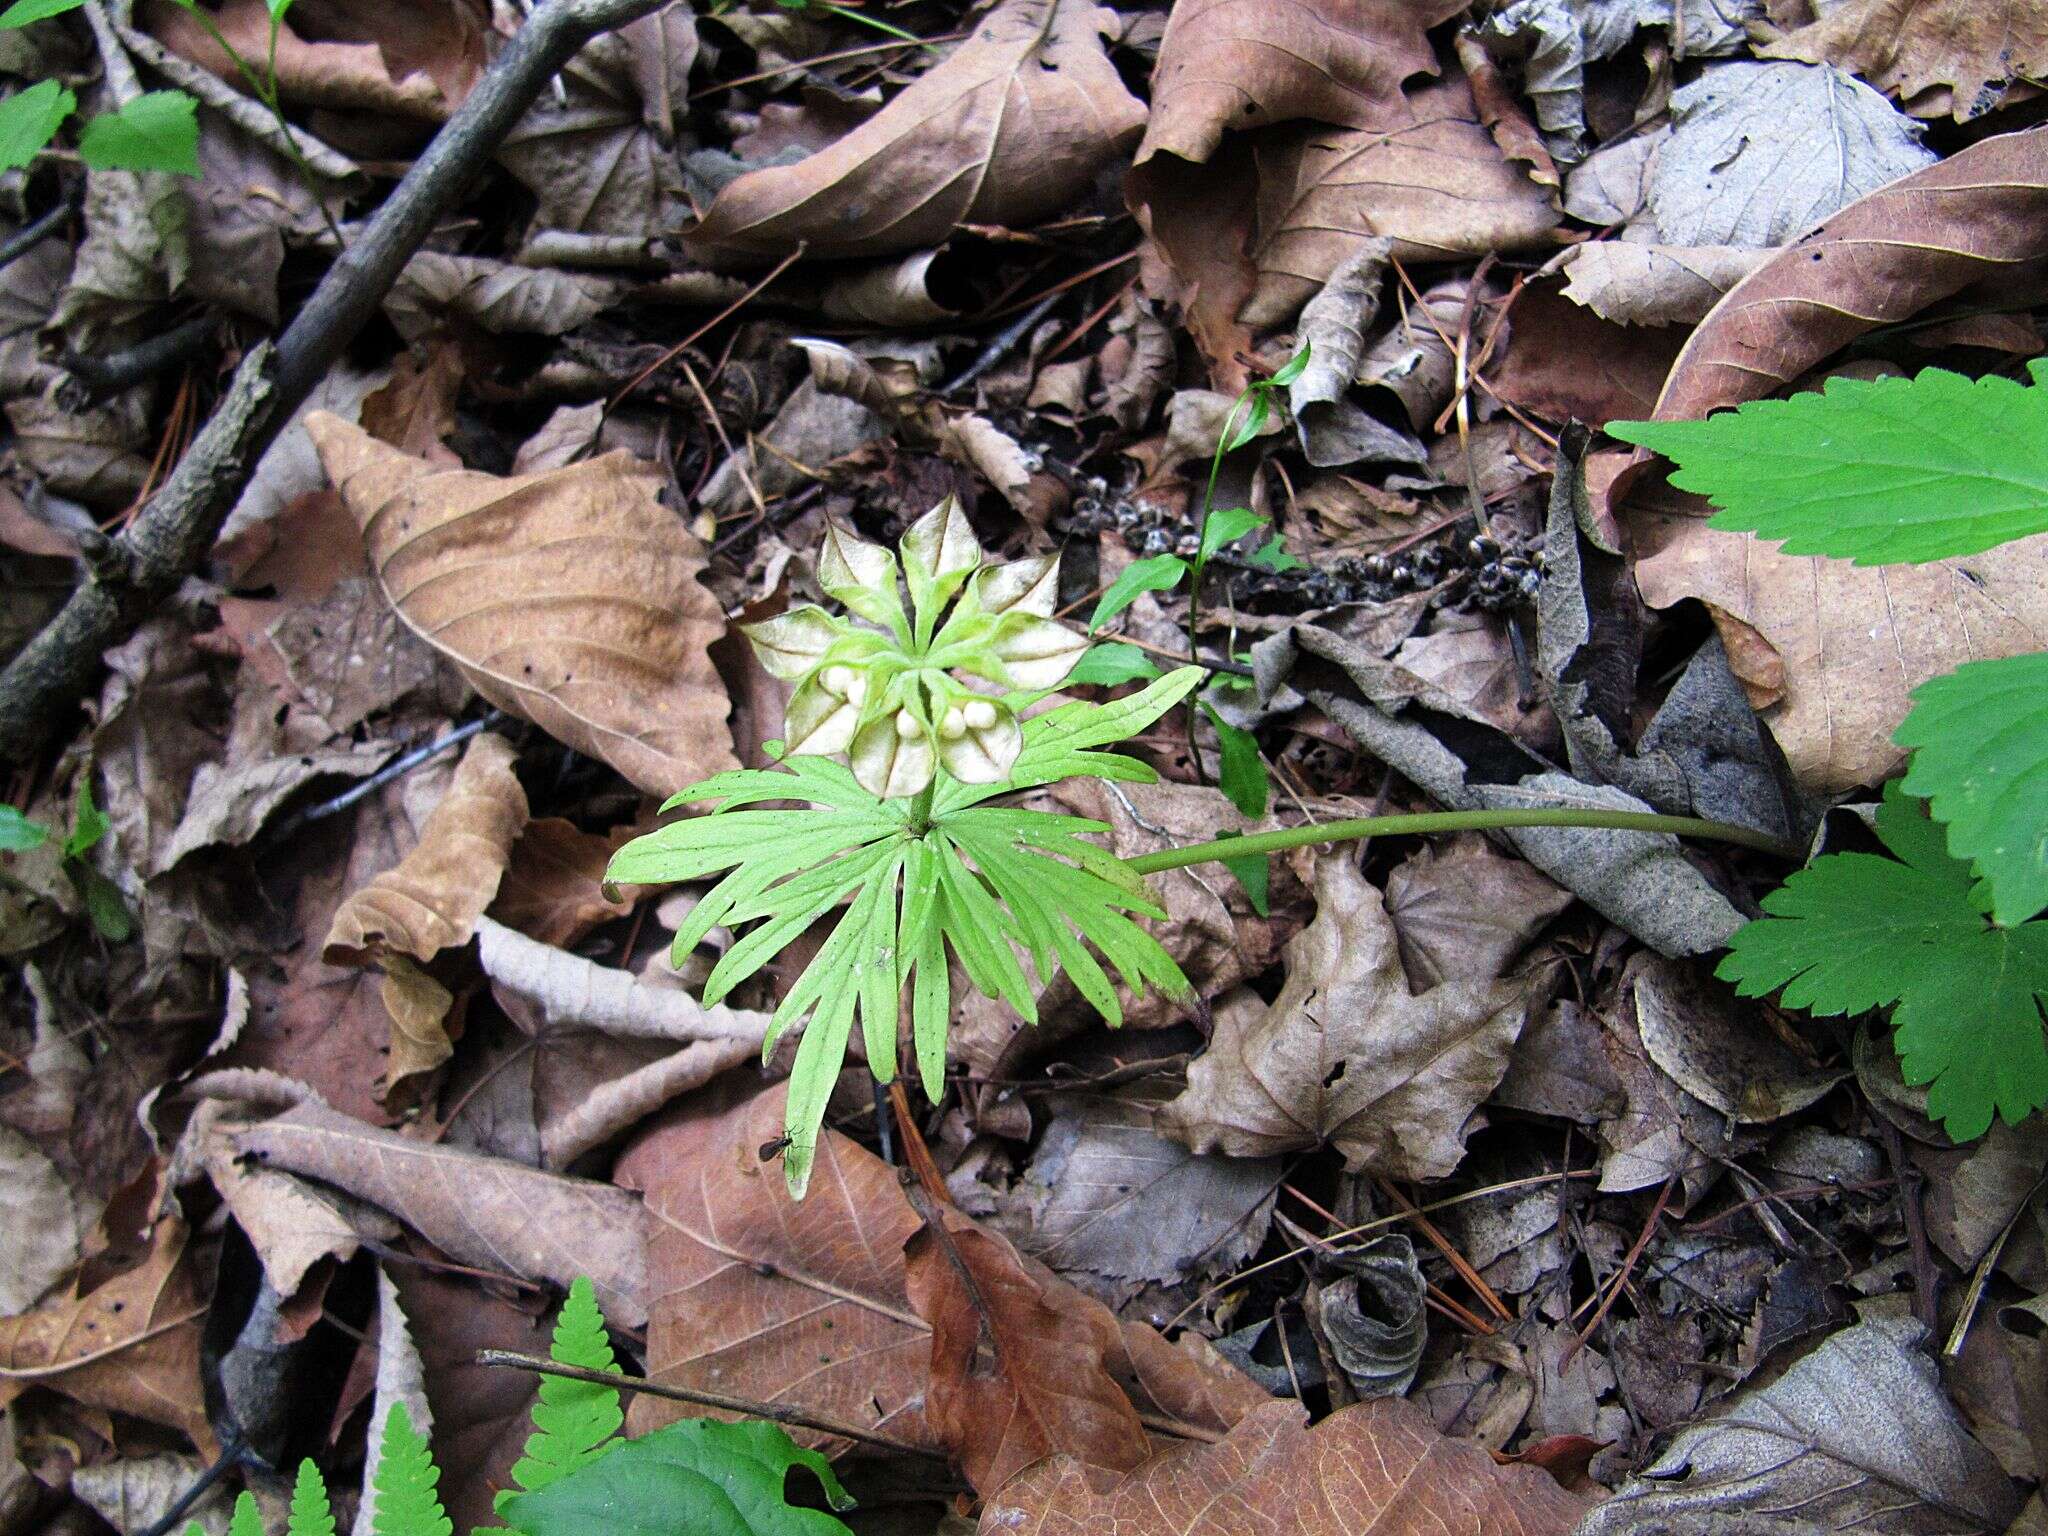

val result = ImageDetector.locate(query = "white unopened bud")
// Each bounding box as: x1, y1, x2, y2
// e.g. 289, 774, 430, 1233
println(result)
821, 665, 854, 697
844, 674, 867, 706
940, 707, 967, 740
895, 709, 921, 740
964, 699, 998, 731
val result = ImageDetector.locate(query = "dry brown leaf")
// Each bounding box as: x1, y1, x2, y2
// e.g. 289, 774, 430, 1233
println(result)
1159, 851, 1545, 1180
142, 0, 466, 121
1136, 0, 1464, 168
1557, 243, 1767, 328
1761, 0, 2048, 120
1242, 74, 1558, 328
234, 1099, 648, 1328
907, 1212, 1150, 1497
0, 1218, 213, 1452
616, 1084, 1267, 1451
1648, 125, 2048, 421
685, 0, 1145, 263
980, 1395, 1593, 1535
1490, 281, 1683, 426
489, 818, 641, 948
325, 733, 527, 969
306, 413, 738, 798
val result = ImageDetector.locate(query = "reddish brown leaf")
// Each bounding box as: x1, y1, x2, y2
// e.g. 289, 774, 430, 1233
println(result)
487, 817, 643, 948
980, 1396, 1595, 1535
906, 1211, 1150, 1497
1649, 125, 2048, 422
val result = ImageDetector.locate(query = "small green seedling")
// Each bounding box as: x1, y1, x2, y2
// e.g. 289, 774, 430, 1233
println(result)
2, 779, 131, 941
1614, 362, 2048, 1138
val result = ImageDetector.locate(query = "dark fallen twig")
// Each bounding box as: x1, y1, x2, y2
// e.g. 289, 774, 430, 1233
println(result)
62, 312, 218, 396
941, 289, 1062, 396
0, 0, 677, 763
269, 712, 505, 840
0, 192, 78, 277
129, 1433, 249, 1536
474, 1351, 948, 1461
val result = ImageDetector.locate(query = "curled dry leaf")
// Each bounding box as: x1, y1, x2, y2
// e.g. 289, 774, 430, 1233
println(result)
306, 413, 738, 799
685, 0, 1145, 264
907, 1210, 1150, 1498
234, 1099, 648, 1328
0, 1218, 213, 1453
1136, 0, 1465, 169
979, 1396, 1593, 1536
1159, 852, 1548, 1180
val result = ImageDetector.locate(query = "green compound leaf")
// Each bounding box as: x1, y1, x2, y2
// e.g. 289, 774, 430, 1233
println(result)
1067, 642, 1162, 687
0, 805, 49, 853
497, 1277, 624, 1511
288, 1461, 336, 1536
371, 1402, 453, 1536
1896, 652, 2048, 926
77, 90, 201, 176
1609, 363, 2048, 565
0, 80, 75, 172
229, 1493, 264, 1536
499, 1418, 854, 1536
1719, 784, 2048, 1141
1088, 553, 1186, 632
0, 0, 85, 26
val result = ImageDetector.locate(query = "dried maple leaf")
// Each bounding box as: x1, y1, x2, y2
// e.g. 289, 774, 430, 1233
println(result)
1136, 0, 1464, 168
306, 413, 737, 798
907, 1210, 1150, 1497
980, 1396, 1593, 1535
685, 0, 1145, 263
0, 1219, 213, 1453
1159, 852, 1547, 1180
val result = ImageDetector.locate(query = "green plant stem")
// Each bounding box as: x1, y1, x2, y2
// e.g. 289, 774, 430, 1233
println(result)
907, 779, 937, 836
813, 1, 937, 49
189, 4, 346, 250
1181, 393, 1250, 784
1128, 807, 1802, 876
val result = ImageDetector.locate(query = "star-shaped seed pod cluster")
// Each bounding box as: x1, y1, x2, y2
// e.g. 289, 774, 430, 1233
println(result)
740, 500, 1087, 798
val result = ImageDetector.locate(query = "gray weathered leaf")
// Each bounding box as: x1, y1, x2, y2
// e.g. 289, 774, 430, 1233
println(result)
1577, 1316, 2022, 1536
1309, 1232, 1426, 1399
1558, 242, 1767, 326
1648, 61, 1935, 247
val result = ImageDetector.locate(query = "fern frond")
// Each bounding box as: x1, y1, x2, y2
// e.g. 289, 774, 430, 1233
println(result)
497, 1278, 624, 1512
370, 1403, 452, 1536
287, 1462, 335, 1536
228, 1493, 263, 1536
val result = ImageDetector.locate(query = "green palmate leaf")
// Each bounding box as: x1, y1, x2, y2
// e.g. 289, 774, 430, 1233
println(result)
0, 805, 48, 853
1088, 553, 1186, 632
1197, 507, 1266, 565
0, 80, 75, 172
0, 0, 85, 24
498, 1418, 854, 1536
288, 1461, 336, 1536
1719, 785, 2048, 1140
1609, 363, 2048, 565
1896, 652, 2048, 926
77, 90, 202, 176
1200, 702, 1269, 818
371, 1403, 453, 1536
1067, 643, 1162, 687
497, 1277, 624, 1511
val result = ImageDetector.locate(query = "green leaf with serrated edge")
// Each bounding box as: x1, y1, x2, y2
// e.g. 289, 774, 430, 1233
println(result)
1197, 508, 1266, 565
496, 1277, 623, 1512
0, 80, 74, 172
1718, 784, 2048, 1140
371, 1403, 452, 1536
1608, 363, 2048, 565
1200, 702, 1268, 818
64, 778, 109, 861
1248, 533, 1304, 573
1896, 652, 2048, 926
0, 0, 83, 24
288, 1461, 336, 1536
228, 1493, 263, 1536
498, 1418, 854, 1536
78, 91, 201, 176
1088, 553, 1187, 632
1067, 643, 1162, 687
608, 807, 897, 885
0, 805, 48, 853
932, 837, 1034, 1016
